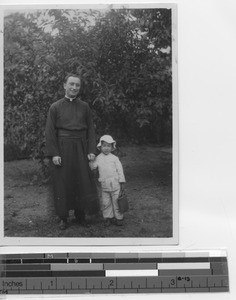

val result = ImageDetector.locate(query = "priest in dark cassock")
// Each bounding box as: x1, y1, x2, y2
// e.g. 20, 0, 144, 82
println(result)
45, 73, 99, 230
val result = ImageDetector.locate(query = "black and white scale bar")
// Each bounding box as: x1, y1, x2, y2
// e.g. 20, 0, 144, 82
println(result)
0, 263, 221, 277
0, 251, 228, 263
0, 250, 229, 294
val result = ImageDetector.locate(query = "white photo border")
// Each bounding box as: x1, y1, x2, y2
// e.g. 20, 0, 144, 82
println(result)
0, 2, 178, 246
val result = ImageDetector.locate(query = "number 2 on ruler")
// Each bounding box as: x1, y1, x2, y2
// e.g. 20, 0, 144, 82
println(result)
109, 280, 114, 287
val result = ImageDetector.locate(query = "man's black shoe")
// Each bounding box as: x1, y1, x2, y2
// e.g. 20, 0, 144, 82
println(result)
72, 218, 91, 228
59, 219, 67, 230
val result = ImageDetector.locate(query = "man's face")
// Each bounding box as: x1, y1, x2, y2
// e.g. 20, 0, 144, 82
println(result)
64, 76, 81, 98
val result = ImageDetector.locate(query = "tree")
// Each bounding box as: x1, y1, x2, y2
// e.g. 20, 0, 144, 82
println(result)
91, 8, 172, 142
4, 8, 173, 168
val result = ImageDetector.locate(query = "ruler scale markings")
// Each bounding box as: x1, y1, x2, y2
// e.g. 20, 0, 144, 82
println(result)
177, 276, 192, 288
147, 276, 162, 289
131, 277, 146, 289
0, 252, 229, 294
208, 275, 229, 287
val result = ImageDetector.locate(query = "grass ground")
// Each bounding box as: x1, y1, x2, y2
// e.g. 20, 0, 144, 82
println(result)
4, 145, 172, 238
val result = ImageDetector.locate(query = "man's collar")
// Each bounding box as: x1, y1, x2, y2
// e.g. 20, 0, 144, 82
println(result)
65, 95, 76, 102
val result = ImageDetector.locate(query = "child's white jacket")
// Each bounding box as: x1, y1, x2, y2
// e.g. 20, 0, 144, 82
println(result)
91, 153, 125, 192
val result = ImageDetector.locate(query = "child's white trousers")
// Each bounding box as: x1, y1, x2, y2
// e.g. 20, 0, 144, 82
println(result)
101, 188, 124, 220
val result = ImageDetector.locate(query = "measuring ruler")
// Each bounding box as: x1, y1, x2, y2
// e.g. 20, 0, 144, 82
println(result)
0, 250, 229, 294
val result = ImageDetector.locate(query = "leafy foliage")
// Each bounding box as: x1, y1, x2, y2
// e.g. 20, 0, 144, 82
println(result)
4, 8, 172, 167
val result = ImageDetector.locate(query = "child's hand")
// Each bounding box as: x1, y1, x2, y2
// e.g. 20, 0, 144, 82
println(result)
88, 153, 95, 161
89, 161, 94, 170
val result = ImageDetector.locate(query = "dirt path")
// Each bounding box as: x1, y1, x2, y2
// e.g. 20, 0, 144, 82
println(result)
4, 145, 172, 238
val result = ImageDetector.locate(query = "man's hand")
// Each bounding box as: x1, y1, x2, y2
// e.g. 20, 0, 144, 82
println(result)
88, 153, 95, 161
52, 156, 62, 166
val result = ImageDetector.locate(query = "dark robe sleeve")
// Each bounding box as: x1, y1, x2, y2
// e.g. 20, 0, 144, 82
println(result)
86, 104, 96, 154
45, 105, 60, 157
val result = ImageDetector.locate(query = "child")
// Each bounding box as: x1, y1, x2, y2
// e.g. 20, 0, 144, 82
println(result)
90, 135, 126, 226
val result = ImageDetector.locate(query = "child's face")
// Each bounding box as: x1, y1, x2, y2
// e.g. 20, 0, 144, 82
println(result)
101, 141, 113, 155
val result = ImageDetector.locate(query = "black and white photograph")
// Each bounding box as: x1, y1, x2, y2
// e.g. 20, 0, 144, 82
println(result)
1, 3, 178, 245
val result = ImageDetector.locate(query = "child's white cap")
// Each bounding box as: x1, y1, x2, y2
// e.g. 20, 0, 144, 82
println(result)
97, 135, 116, 150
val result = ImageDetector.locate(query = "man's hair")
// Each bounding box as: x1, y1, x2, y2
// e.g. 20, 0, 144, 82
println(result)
64, 73, 81, 83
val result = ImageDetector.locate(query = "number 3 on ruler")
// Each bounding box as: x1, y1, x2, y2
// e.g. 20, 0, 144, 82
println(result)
170, 279, 176, 285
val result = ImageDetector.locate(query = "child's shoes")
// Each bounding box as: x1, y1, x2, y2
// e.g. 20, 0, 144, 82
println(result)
104, 218, 123, 226
115, 219, 123, 226
104, 218, 112, 227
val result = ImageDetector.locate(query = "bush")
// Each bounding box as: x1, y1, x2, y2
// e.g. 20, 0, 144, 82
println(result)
4, 8, 172, 166
4, 143, 31, 161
